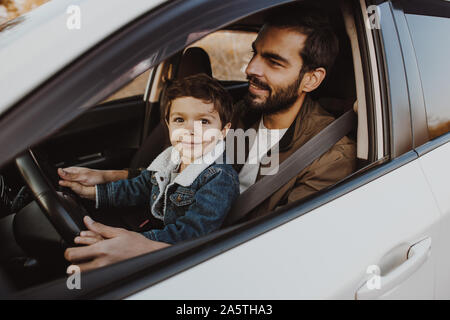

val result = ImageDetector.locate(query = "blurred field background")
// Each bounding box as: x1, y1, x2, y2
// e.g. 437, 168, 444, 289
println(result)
0, 0, 48, 23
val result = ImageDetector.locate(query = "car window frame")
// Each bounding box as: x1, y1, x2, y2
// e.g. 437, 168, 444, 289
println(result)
5, 0, 416, 299
395, 0, 450, 155
389, 2, 430, 149
1, 0, 294, 298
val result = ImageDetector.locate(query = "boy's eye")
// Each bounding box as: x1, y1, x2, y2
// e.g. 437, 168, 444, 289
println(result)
201, 119, 210, 125
173, 117, 184, 123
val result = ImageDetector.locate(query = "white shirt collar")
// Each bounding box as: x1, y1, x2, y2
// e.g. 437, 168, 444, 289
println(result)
147, 139, 226, 187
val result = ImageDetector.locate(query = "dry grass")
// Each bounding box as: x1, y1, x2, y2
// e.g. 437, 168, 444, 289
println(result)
0, 0, 49, 24
189, 31, 257, 81
105, 31, 257, 101
429, 121, 450, 140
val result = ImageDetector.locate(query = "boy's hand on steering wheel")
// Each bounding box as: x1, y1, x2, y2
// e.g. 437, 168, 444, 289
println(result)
58, 167, 107, 186
58, 167, 129, 188
58, 179, 96, 200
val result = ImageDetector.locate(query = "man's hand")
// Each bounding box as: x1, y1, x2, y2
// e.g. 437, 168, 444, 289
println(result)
74, 230, 105, 245
65, 216, 171, 272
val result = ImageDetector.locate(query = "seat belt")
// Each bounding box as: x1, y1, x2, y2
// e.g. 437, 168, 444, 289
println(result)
223, 109, 356, 226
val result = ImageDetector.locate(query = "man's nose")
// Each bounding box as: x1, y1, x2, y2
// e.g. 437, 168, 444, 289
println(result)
245, 55, 264, 78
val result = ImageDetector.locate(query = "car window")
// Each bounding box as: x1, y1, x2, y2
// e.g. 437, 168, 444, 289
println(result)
101, 69, 151, 103
406, 13, 450, 139
188, 30, 257, 81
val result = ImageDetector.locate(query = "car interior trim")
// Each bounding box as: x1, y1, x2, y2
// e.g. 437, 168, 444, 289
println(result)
143, 68, 155, 103
342, 1, 369, 160
360, 0, 384, 160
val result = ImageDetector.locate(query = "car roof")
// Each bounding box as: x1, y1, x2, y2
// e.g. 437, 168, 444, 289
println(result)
0, 0, 167, 116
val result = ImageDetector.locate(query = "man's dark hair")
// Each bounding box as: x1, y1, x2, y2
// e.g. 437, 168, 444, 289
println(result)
264, 5, 339, 74
162, 73, 233, 128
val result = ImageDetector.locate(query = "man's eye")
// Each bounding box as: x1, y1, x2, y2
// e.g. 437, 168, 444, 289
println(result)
270, 60, 282, 67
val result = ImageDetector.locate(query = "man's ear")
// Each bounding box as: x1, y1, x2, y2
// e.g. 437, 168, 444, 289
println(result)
301, 67, 327, 93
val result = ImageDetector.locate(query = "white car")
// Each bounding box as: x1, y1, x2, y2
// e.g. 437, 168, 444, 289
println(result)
0, 0, 449, 300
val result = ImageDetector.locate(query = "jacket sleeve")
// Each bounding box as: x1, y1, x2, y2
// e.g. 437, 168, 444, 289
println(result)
142, 167, 240, 244
96, 170, 153, 208
281, 139, 356, 207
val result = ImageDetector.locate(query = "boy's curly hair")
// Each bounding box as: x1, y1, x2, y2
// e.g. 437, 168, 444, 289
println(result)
161, 74, 233, 128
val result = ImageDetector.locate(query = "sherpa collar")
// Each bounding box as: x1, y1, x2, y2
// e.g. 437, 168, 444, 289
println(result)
147, 139, 226, 187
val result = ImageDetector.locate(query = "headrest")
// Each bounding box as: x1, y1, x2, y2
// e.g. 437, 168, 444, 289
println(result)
310, 13, 356, 103
176, 47, 212, 79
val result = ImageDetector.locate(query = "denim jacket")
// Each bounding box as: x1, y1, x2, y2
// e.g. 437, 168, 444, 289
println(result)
96, 141, 240, 244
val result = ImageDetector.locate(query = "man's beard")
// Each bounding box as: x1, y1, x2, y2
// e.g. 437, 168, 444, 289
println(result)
245, 74, 303, 115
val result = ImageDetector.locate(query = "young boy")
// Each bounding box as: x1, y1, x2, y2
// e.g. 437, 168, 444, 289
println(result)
59, 74, 239, 244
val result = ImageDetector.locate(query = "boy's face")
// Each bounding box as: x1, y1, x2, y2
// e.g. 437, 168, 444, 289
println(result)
167, 96, 230, 164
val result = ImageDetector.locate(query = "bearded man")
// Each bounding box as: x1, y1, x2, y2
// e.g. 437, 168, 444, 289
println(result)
230, 6, 356, 219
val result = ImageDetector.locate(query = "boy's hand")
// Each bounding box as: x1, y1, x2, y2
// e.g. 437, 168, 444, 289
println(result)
58, 167, 107, 186
65, 216, 171, 272
58, 180, 96, 200
58, 167, 129, 187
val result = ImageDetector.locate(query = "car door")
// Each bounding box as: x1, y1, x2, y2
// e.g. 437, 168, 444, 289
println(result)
127, 1, 441, 300
130, 158, 439, 299
398, 0, 450, 299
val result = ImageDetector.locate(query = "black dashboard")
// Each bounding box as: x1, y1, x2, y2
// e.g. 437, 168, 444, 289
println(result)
0, 173, 33, 219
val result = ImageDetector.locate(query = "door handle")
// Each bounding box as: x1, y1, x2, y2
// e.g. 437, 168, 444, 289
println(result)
356, 237, 431, 300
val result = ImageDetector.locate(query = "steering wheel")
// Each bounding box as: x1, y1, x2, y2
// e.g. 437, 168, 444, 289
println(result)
15, 149, 86, 246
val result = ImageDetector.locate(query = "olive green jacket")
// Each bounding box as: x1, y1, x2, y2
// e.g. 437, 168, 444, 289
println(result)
231, 95, 356, 219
